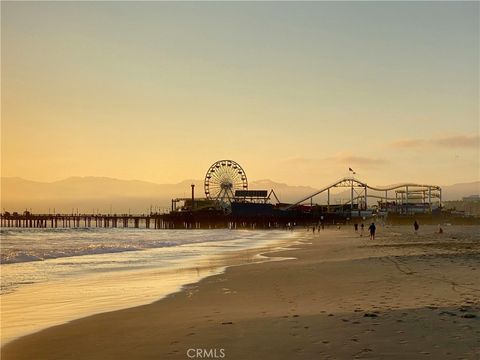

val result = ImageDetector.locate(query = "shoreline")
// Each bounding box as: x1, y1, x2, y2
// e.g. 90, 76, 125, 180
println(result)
2, 225, 479, 359
0, 229, 299, 346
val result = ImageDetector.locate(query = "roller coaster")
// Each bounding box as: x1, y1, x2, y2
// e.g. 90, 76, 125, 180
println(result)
283, 176, 442, 214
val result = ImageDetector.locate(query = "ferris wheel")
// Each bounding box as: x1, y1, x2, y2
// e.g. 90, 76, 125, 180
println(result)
204, 160, 248, 204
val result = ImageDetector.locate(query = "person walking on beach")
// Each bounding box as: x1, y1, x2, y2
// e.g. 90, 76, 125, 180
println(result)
360, 223, 364, 236
414, 220, 419, 234
354, 223, 358, 232
437, 224, 443, 234
368, 222, 376, 240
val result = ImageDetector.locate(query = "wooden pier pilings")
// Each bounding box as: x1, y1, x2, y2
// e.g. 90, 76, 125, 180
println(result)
0, 211, 353, 230
0, 214, 171, 229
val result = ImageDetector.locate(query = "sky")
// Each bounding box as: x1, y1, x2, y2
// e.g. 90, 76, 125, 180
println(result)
2, 1, 479, 187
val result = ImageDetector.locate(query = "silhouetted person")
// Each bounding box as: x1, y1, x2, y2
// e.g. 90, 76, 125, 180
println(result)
368, 222, 376, 240
354, 223, 358, 232
438, 224, 443, 234
360, 223, 365, 236
414, 220, 419, 234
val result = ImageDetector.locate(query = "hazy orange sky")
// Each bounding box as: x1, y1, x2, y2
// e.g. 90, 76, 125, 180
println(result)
2, 2, 479, 187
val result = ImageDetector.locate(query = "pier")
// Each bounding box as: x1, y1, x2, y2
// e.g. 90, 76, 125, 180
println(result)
0, 212, 282, 230
0, 213, 171, 229
0, 211, 350, 230
1, 211, 478, 230
0, 161, 456, 230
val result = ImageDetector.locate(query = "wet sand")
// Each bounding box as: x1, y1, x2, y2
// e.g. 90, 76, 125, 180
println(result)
2, 225, 479, 359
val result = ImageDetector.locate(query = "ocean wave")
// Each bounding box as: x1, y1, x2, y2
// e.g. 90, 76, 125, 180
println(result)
0, 247, 141, 264
0, 228, 263, 264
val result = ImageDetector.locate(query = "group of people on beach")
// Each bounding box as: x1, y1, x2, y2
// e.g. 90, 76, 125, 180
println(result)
357, 220, 426, 240
313, 218, 442, 241
309, 223, 325, 233
354, 222, 376, 240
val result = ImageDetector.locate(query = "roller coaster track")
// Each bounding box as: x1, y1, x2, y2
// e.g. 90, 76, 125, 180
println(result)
282, 177, 441, 210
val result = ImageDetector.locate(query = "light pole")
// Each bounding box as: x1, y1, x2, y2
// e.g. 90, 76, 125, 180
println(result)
348, 168, 354, 213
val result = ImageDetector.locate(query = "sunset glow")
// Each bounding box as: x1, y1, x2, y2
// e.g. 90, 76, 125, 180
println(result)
2, 2, 478, 187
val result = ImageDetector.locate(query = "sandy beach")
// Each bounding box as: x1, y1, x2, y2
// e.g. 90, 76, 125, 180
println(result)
2, 225, 479, 360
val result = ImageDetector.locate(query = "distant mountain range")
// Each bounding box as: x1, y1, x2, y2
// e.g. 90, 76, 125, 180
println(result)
1, 177, 478, 213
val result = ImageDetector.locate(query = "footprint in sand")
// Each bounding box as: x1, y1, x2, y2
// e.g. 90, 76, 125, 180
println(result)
355, 348, 373, 357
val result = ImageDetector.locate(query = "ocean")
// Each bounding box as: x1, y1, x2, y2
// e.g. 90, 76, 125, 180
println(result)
0, 228, 296, 345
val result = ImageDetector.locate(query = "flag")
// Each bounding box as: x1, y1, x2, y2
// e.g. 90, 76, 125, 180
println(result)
349, 167, 354, 172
